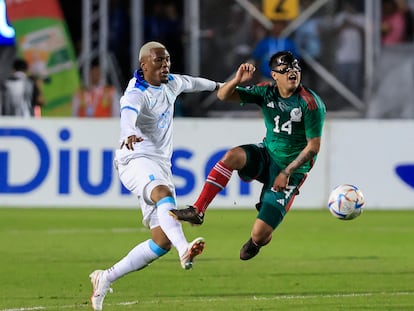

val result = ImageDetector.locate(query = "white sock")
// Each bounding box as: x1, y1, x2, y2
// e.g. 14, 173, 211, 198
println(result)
104, 239, 168, 283
156, 197, 189, 257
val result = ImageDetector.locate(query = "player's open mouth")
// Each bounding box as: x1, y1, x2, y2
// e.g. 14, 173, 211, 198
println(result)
288, 73, 297, 81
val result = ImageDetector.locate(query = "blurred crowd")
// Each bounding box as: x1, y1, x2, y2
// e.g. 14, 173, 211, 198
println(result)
0, 58, 44, 117
1, 0, 413, 118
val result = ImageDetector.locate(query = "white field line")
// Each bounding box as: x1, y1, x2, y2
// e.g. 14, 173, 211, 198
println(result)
252, 291, 414, 300
0, 301, 141, 311
6, 228, 147, 235
1, 291, 413, 311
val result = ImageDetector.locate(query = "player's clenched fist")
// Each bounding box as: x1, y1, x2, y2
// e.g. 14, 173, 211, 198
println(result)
236, 63, 256, 84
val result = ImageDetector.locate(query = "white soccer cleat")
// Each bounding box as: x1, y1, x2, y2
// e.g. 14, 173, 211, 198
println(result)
180, 237, 205, 270
89, 270, 113, 310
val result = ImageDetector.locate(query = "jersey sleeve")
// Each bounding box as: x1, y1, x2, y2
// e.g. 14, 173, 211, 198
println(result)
120, 88, 142, 113
119, 89, 142, 141
171, 74, 216, 94
301, 88, 326, 138
236, 85, 266, 106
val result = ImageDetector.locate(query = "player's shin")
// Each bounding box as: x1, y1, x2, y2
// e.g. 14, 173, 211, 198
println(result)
194, 160, 232, 213
156, 196, 189, 257
105, 239, 168, 282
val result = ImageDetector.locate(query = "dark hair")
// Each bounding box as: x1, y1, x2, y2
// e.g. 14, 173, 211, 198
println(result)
268, 51, 296, 69
13, 58, 28, 72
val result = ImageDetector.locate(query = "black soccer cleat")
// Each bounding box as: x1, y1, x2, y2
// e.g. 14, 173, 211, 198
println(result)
240, 238, 261, 260
169, 205, 204, 225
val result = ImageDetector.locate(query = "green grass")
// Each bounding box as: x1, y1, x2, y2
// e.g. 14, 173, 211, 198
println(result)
0, 208, 413, 310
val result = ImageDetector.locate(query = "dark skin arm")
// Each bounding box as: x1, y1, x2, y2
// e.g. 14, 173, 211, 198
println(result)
272, 136, 321, 192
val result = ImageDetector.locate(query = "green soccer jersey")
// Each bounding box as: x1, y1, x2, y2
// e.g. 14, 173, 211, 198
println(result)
236, 84, 326, 174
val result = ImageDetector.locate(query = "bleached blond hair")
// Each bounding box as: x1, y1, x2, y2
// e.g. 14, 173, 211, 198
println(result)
138, 41, 166, 62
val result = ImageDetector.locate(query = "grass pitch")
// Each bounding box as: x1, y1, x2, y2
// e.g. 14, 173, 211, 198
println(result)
0, 207, 413, 310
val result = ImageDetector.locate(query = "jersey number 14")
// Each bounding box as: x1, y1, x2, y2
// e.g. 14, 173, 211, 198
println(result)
273, 116, 292, 135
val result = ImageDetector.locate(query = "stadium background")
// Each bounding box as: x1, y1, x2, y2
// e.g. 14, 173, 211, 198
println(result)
0, 0, 413, 209
0, 2, 413, 310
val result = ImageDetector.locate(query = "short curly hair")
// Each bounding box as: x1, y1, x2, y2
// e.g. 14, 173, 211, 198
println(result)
139, 41, 166, 62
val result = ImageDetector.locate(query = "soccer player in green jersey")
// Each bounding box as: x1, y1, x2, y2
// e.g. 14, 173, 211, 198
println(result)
170, 51, 326, 260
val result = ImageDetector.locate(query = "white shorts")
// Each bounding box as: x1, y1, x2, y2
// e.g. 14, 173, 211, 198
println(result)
115, 156, 176, 229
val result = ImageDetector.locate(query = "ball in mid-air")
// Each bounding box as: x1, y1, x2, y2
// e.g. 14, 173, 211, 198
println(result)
328, 184, 365, 220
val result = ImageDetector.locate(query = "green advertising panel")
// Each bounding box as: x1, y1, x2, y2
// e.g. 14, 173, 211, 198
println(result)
8, 0, 80, 116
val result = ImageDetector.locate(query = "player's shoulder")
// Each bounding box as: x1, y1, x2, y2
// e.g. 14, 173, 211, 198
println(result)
296, 85, 325, 111
167, 73, 178, 81
121, 75, 146, 106
125, 80, 145, 98
238, 81, 273, 92
123, 70, 148, 95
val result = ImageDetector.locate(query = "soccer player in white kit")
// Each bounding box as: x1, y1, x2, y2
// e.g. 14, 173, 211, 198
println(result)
89, 41, 221, 310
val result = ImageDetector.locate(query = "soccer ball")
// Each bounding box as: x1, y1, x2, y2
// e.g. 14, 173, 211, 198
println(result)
328, 184, 365, 220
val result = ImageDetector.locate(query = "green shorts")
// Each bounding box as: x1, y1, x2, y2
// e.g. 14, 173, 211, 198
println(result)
238, 143, 308, 229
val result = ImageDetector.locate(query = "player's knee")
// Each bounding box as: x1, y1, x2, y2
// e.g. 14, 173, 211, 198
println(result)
143, 180, 172, 204
222, 146, 246, 169
151, 185, 172, 203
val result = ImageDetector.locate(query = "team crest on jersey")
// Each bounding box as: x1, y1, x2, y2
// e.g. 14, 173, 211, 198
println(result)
158, 110, 171, 128
290, 107, 302, 122
267, 101, 275, 108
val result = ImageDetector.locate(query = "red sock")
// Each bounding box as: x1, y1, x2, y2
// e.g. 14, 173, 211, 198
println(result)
194, 161, 232, 213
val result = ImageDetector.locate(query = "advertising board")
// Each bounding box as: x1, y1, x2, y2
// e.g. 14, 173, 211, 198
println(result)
0, 118, 413, 209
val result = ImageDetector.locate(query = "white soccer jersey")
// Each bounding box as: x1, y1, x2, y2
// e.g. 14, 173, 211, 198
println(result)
115, 70, 216, 166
